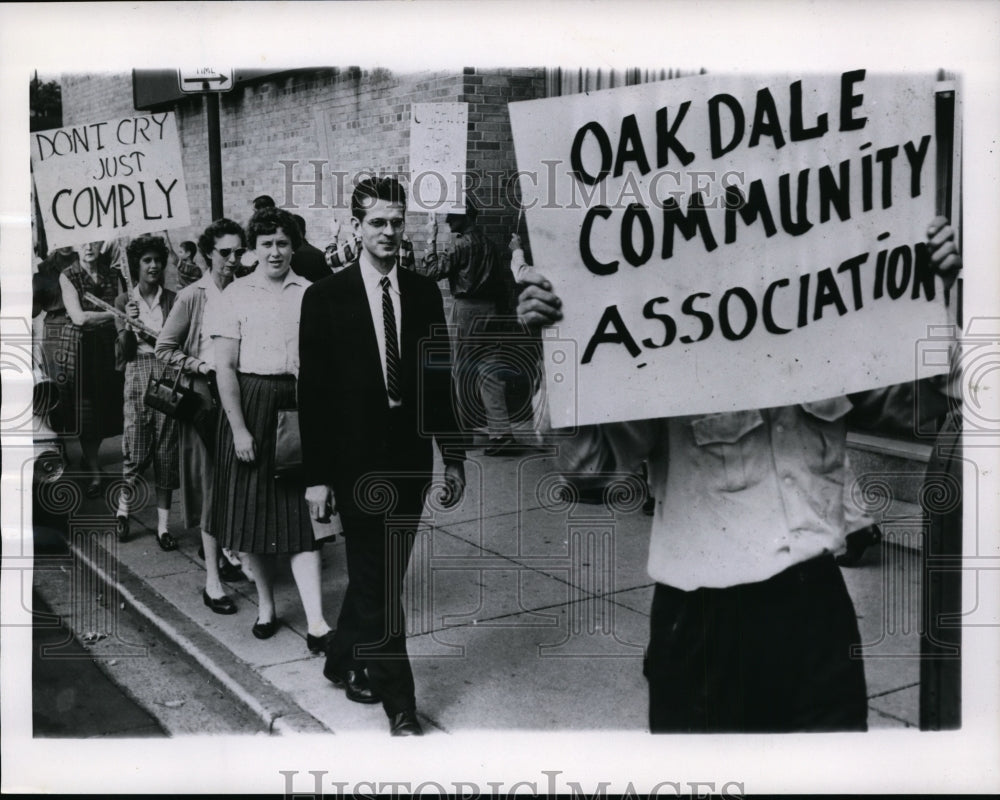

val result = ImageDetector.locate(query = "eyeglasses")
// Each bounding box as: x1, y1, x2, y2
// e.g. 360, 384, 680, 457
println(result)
365, 218, 406, 231
215, 247, 246, 261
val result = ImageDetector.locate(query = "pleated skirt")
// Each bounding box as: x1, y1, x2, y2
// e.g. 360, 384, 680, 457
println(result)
212, 373, 315, 554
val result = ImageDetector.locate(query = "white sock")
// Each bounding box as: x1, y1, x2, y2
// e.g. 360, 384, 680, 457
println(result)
157, 507, 169, 534
117, 495, 129, 517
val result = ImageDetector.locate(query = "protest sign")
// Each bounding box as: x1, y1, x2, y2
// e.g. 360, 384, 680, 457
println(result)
509, 72, 952, 428
408, 102, 468, 212
31, 112, 190, 249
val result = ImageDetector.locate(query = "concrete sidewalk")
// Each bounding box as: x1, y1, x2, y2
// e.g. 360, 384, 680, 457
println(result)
37, 433, 926, 735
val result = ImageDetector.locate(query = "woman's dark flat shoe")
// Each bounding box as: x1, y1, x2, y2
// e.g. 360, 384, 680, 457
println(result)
202, 590, 237, 615
115, 515, 130, 543
156, 531, 178, 552
252, 618, 280, 640
306, 629, 336, 655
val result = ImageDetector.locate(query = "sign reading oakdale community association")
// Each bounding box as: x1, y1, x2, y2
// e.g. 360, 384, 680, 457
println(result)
509, 72, 953, 428
31, 112, 191, 249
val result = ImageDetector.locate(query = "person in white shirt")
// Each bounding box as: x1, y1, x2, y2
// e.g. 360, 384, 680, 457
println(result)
207, 206, 335, 650
114, 235, 179, 550
516, 216, 962, 732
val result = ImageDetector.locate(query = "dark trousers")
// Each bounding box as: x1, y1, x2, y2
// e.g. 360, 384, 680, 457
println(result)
645, 553, 868, 733
328, 471, 425, 717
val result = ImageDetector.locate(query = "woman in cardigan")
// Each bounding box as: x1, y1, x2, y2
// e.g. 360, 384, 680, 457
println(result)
114, 234, 179, 548
156, 219, 244, 613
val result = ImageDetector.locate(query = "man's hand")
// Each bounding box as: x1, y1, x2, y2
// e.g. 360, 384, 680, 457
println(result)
305, 484, 335, 522
509, 233, 522, 253
516, 267, 563, 330
439, 462, 465, 509
125, 300, 140, 320
232, 427, 256, 463
927, 216, 962, 291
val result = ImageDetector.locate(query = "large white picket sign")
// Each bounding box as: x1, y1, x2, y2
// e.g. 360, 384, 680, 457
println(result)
509, 72, 952, 427
31, 112, 190, 249
408, 102, 468, 213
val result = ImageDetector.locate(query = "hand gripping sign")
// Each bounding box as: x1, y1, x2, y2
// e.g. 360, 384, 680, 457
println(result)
509, 71, 954, 427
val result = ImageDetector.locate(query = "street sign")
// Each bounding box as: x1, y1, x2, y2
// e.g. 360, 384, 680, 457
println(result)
178, 68, 234, 93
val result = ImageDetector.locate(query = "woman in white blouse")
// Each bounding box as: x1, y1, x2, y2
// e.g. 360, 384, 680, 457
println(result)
208, 207, 334, 651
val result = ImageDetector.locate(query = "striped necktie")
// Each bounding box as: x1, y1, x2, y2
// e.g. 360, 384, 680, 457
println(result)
380, 276, 402, 404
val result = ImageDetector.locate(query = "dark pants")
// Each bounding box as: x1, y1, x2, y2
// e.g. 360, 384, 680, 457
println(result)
327, 408, 427, 717
645, 553, 868, 733
919, 408, 962, 729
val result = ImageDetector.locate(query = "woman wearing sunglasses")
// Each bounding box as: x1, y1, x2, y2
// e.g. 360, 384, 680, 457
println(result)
155, 218, 246, 614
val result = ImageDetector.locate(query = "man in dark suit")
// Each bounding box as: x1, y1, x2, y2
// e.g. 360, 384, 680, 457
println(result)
298, 177, 466, 736
290, 214, 331, 282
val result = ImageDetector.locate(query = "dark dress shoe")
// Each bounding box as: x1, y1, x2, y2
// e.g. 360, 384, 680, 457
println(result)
115, 515, 130, 543
218, 558, 248, 582
836, 523, 883, 567
251, 618, 280, 639
156, 530, 178, 552
323, 664, 380, 704
306, 629, 336, 655
202, 589, 237, 615
389, 710, 424, 736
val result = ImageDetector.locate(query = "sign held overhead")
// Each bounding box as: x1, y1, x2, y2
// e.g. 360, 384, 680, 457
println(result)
31, 111, 191, 249
509, 71, 954, 428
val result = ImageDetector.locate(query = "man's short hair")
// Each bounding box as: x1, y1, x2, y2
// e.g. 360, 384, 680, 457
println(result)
253, 194, 276, 211
351, 177, 406, 222
246, 206, 302, 251
197, 218, 246, 259
292, 213, 307, 237
179, 240, 198, 258
125, 234, 169, 284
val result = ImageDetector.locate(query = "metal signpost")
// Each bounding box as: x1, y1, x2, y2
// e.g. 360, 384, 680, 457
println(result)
177, 69, 234, 219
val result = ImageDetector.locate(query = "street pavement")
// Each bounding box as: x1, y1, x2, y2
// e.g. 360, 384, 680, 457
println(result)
32, 430, 925, 735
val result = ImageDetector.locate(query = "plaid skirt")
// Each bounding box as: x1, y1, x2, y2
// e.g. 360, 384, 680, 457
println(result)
42, 315, 123, 438
212, 373, 315, 555
122, 354, 179, 489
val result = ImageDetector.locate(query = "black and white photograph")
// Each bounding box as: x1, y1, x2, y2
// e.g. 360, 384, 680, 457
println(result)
2, 1, 999, 795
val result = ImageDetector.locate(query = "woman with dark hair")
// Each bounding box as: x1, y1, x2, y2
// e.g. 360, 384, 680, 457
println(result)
207, 206, 334, 648
114, 234, 179, 548
156, 219, 245, 613
54, 241, 125, 496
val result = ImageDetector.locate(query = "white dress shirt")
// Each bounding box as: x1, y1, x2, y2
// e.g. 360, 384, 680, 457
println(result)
359, 251, 402, 408
557, 398, 856, 591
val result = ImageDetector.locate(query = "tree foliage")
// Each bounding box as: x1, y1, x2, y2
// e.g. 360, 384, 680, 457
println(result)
30, 75, 62, 132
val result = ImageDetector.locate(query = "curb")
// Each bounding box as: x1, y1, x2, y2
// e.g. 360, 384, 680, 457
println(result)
65, 530, 330, 735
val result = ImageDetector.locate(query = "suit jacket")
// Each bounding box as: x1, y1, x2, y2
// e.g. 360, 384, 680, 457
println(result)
298, 262, 465, 516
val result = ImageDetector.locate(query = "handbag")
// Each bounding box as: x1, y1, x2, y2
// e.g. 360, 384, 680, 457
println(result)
144, 368, 202, 422
274, 408, 302, 478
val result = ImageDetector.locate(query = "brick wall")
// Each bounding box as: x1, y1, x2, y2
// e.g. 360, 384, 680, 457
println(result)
55, 67, 548, 265
60, 72, 136, 126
